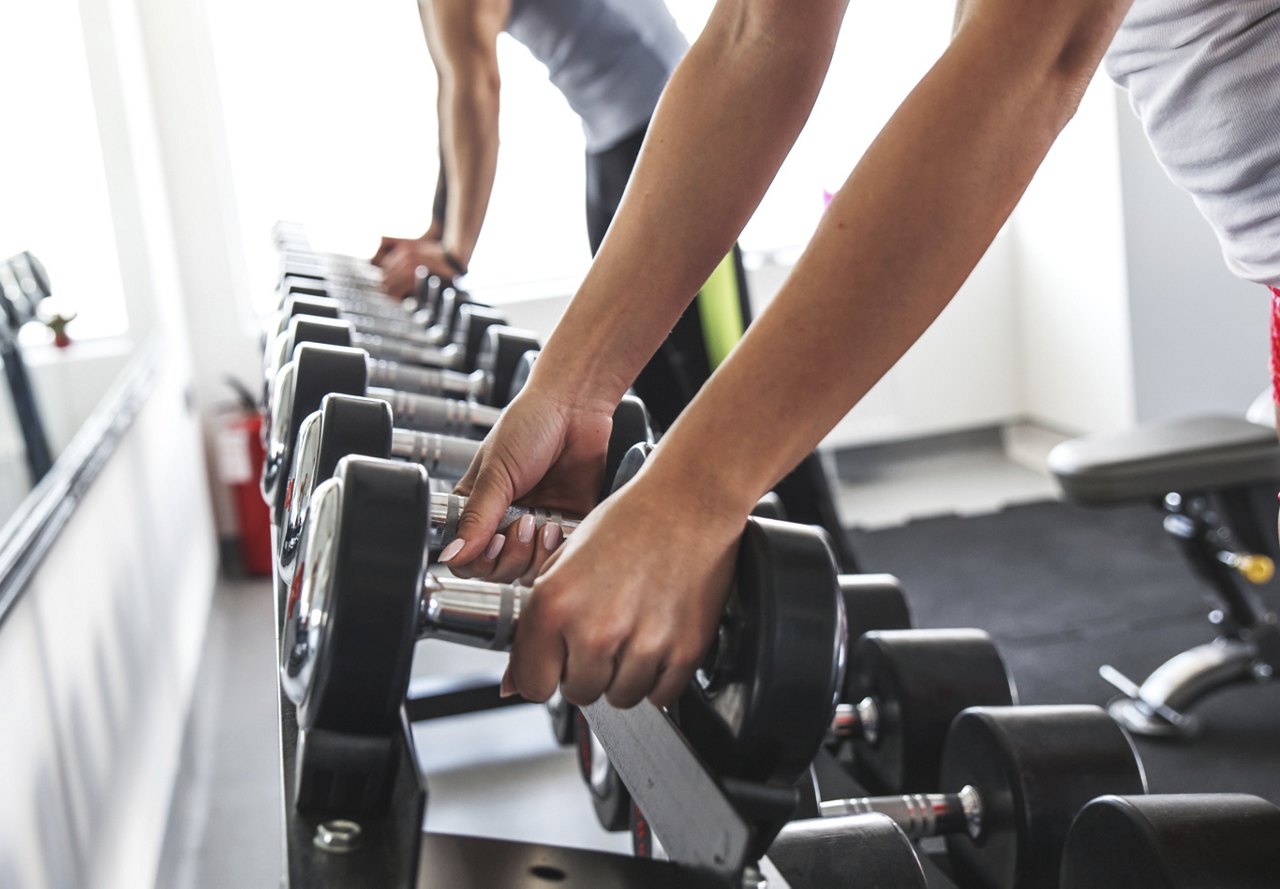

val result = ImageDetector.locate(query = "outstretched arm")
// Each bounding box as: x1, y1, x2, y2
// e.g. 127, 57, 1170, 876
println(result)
451, 0, 1136, 710
378, 0, 508, 293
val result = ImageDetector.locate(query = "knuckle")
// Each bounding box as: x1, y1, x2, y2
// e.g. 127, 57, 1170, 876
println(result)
605, 688, 642, 710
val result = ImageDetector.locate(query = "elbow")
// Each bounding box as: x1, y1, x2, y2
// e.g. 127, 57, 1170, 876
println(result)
959, 0, 1133, 124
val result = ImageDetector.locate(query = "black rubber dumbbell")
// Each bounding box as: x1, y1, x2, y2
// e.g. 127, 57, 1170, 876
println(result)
579, 573, 912, 834
278, 274, 416, 321
275, 390, 654, 577
261, 305, 510, 408
263, 320, 537, 430
277, 248, 381, 286
279, 454, 844, 815
833, 628, 1017, 795
259, 330, 542, 508
274, 294, 432, 342
261, 346, 508, 518
262, 294, 496, 381
817, 705, 1147, 889
1060, 793, 1280, 889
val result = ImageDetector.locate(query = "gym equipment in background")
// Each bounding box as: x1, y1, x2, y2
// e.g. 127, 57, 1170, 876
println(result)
1050, 415, 1280, 737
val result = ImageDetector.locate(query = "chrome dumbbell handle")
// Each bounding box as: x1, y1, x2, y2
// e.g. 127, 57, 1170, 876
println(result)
354, 331, 460, 368
829, 697, 882, 744
372, 389, 501, 437
418, 574, 531, 651
428, 494, 580, 551
390, 429, 482, 480
370, 358, 483, 401
819, 786, 982, 841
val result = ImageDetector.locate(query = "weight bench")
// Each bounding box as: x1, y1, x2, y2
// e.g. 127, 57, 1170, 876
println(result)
1048, 415, 1280, 737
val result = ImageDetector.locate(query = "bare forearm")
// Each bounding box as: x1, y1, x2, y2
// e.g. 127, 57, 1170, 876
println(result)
532, 0, 849, 405
440, 72, 500, 267
645, 1, 1133, 514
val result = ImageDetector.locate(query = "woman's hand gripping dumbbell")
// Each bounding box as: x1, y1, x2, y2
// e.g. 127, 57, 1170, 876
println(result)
276, 391, 653, 584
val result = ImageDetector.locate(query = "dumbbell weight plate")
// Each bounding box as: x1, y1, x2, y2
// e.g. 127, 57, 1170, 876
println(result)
678, 518, 845, 787
767, 813, 927, 889
840, 574, 912, 644
750, 492, 787, 521
574, 709, 632, 832
1060, 794, 1280, 889
847, 629, 1015, 795
476, 326, 541, 407
279, 395, 395, 575
281, 457, 427, 739
940, 705, 1147, 889
630, 802, 668, 861
546, 690, 577, 746
609, 443, 846, 788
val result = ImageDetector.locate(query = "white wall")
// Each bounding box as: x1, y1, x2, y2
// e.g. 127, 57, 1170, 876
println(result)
1011, 77, 1135, 437
0, 355, 218, 889
0, 0, 225, 885
1114, 102, 1271, 423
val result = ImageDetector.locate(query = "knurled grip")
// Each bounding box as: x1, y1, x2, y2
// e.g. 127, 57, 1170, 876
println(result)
350, 312, 438, 345
369, 359, 477, 399
391, 429, 480, 480
356, 332, 458, 368
373, 390, 498, 438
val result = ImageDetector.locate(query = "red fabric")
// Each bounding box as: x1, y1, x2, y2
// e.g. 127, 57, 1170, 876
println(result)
1273, 288, 1280, 405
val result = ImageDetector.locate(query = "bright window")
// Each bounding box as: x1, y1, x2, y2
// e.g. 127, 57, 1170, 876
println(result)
207, 1, 952, 299
0, 0, 129, 341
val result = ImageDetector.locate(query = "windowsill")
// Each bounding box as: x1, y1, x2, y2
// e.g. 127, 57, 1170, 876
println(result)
18, 332, 135, 368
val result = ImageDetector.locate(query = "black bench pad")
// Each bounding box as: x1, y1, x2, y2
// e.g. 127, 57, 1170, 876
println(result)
1048, 416, 1280, 504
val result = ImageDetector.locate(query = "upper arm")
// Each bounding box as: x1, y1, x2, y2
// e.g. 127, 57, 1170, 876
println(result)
952, 0, 1134, 84
423, 0, 509, 76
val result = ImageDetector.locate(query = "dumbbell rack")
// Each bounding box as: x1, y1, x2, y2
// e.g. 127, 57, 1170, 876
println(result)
272, 560, 974, 888
271, 565, 730, 887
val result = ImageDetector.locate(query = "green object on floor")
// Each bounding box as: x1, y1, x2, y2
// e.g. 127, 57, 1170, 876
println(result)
696, 251, 746, 369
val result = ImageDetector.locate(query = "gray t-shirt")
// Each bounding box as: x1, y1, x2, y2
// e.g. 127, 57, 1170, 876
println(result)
1106, 0, 1280, 286
505, 0, 689, 153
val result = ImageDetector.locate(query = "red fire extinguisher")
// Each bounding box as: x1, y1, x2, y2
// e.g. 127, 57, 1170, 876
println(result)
216, 379, 273, 577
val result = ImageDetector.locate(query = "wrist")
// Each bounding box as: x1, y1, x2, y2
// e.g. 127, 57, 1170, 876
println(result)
639, 437, 760, 528
525, 322, 636, 415
441, 246, 469, 277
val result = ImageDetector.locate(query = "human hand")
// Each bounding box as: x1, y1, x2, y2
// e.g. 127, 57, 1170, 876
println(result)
442, 385, 616, 584
378, 238, 455, 299
371, 235, 412, 267
502, 458, 747, 709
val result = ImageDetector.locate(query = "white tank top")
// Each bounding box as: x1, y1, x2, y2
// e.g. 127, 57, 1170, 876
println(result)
1105, 0, 1280, 287
505, 0, 688, 153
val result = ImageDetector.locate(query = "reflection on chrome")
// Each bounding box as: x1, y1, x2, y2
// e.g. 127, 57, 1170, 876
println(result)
278, 409, 323, 577
261, 360, 296, 505
279, 475, 343, 707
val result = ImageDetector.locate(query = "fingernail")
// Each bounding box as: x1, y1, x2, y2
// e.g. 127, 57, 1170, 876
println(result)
517, 513, 536, 544
439, 538, 465, 563
499, 670, 515, 698
484, 534, 506, 561
542, 522, 562, 550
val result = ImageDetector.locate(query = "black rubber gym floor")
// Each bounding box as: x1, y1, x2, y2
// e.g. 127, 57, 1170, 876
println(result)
848, 498, 1280, 804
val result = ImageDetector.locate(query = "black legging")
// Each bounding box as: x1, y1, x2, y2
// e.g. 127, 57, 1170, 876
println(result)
584, 126, 860, 571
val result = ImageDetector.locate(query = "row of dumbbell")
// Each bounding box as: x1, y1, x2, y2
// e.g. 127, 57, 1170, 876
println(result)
264, 436, 1237, 889
263, 243, 1280, 889
258, 334, 653, 594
